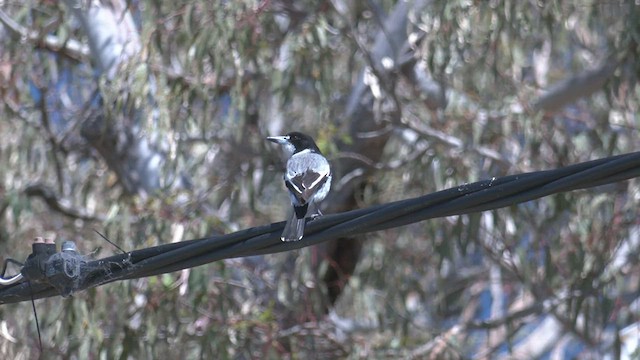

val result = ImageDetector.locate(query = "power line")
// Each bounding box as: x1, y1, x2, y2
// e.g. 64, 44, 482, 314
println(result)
1, 151, 639, 304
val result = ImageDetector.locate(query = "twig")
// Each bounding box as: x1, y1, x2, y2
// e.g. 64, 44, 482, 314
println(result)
532, 56, 620, 113
466, 302, 544, 330
23, 183, 104, 222
333, 139, 428, 171
408, 325, 464, 359
0, 9, 88, 61
37, 86, 66, 193
402, 114, 513, 167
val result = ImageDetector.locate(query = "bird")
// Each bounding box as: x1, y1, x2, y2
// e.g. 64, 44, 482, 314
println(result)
267, 132, 332, 241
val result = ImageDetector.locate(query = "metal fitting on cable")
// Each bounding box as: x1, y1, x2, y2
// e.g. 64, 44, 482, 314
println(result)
0, 272, 23, 286
21, 237, 57, 283
45, 240, 86, 297
3, 237, 88, 297
61, 241, 78, 253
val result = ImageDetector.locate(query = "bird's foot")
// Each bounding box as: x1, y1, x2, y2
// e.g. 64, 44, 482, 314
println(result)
308, 213, 322, 221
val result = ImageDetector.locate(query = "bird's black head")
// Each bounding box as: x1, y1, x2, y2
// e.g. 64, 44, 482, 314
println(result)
285, 132, 321, 153
267, 131, 321, 155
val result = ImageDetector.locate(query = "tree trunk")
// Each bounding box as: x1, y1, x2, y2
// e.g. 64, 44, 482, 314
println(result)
63, 0, 167, 196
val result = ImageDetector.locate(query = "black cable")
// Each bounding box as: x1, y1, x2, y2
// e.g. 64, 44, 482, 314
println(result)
1, 151, 639, 304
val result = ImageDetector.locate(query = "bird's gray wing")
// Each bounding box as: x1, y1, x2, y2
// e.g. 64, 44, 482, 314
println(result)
285, 152, 330, 204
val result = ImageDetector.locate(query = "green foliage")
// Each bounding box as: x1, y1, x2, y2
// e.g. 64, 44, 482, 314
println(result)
0, 0, 639, 358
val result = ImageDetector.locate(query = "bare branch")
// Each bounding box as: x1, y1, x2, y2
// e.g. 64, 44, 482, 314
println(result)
409, 325, 464, 359
403, 114, 512, 166
532, 58, 620, 113
0, 9, 88, 61
24, 184, 104, 222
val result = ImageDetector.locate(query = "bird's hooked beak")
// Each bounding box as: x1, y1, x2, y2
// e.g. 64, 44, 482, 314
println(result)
267, 135, 296, 158
266, 135, 289, 145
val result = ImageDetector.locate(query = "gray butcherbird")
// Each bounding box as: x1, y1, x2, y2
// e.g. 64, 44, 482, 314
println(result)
267, 132, 332, 241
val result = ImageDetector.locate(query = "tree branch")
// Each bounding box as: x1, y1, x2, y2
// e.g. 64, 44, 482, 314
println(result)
532, 58, 620, 113
0, 9, 88, 61
24, 184, 104, 222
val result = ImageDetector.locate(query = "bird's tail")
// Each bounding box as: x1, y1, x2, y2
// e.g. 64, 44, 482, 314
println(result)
282, 212, 305, 242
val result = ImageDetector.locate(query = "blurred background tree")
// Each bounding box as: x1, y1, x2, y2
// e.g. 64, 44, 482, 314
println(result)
0, 0, 639, 358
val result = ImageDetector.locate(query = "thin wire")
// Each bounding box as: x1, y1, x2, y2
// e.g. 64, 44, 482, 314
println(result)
93, 230, 127, 254
28, 281, 43, 352
0, 259, 24, 286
